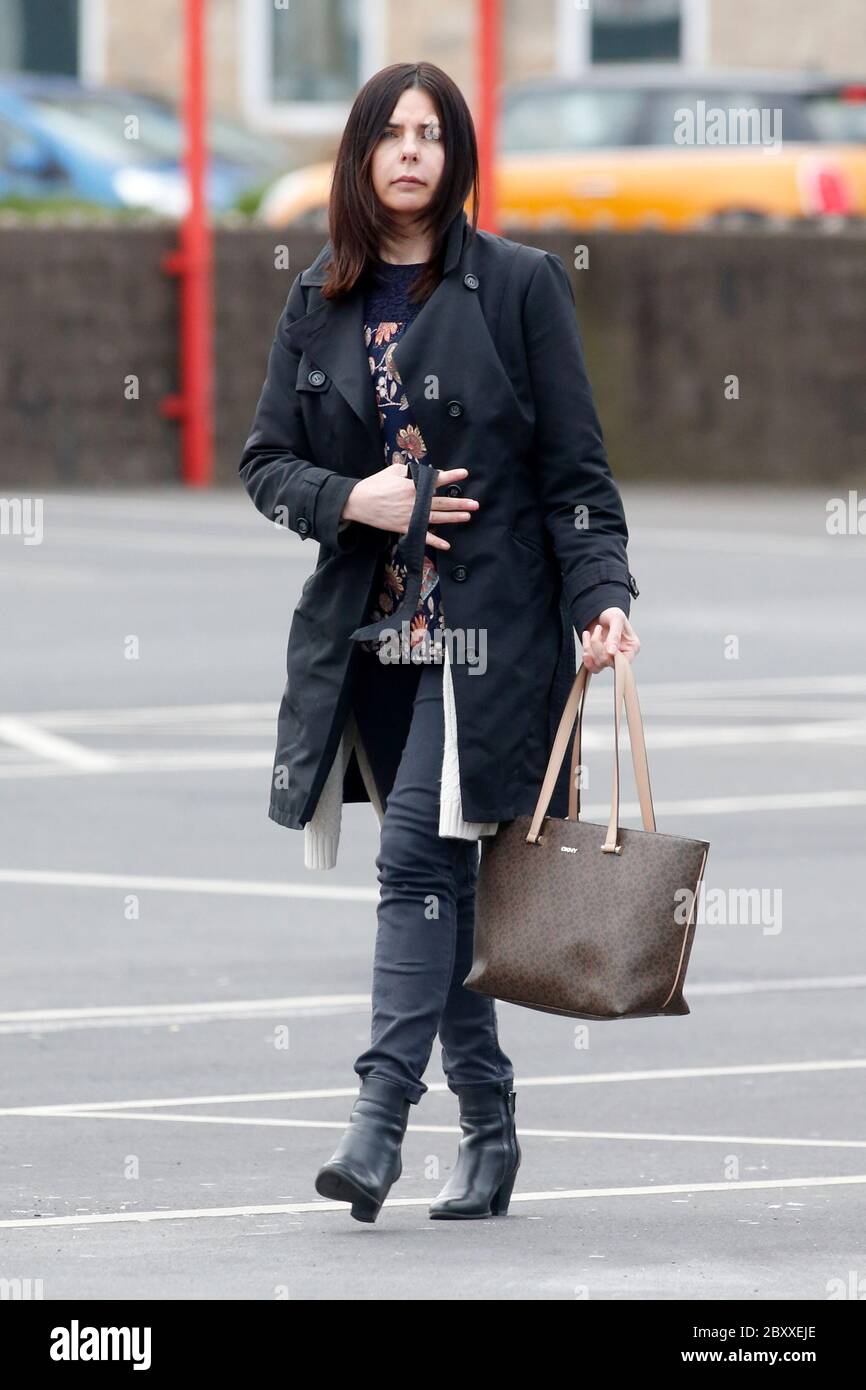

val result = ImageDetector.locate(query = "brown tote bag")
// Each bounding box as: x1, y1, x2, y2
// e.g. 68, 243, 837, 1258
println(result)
464, 652, 710, 1021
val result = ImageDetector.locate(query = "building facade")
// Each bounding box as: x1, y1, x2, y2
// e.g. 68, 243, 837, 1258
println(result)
2, 0, 864, 163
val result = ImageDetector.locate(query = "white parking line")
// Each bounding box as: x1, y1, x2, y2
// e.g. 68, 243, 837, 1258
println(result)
31, 702, 274, 728
626, 721, 866, 747
2, 1058, 864, 1117
3, 844, 866, 912
0, 868, 378, 903
691, 974, 866, 995
0, 976, 864, 1036
9, 676, 866, 729
5, 734, 865, 782
38, 526, 292, 558
31, 1109, 866, 1150
637, 675, 866, 697
0, 718, 116, 770
639, 526, 862, 557
1, 1174, 864, 1229
0, 751, 274, 778
0, 995, 372, 1031
2, 678, 865, 780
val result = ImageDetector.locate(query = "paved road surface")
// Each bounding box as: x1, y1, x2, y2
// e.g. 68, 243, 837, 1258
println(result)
0, 484, 863, 1300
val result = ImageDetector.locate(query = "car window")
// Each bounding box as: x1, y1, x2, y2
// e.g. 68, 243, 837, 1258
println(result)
500, 89, 644, 153
96, 93, 288, 169
29, 97, 169, 165
29, 93, 287, 170
638, 90, 816, 146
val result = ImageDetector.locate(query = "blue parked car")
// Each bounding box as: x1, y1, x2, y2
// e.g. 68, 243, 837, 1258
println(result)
0, 74, 290, 214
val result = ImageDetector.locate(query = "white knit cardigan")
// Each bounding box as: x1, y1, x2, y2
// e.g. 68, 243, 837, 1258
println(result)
303, 642, 499, 870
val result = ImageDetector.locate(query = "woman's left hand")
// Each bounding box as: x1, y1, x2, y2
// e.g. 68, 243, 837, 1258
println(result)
580, 607, 640, 673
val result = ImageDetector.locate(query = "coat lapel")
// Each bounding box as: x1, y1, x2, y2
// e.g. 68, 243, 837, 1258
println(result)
284, 207, 470, 465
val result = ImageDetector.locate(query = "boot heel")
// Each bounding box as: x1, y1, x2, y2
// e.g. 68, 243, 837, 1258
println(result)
314, 1076, 411, 1223
490, 1160, 519, 1216
316, 1161, 386, 1223
350, 1194, 382, 1223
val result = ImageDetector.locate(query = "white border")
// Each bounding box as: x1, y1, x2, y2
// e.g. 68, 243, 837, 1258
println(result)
78, 0, 107, 84
680, 0, 709, 64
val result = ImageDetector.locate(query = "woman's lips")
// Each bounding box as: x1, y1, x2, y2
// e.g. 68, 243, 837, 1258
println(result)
393, 177, 425, 185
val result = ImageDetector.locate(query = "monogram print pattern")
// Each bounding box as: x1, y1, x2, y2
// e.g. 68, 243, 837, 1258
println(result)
465, 817, 710, 1021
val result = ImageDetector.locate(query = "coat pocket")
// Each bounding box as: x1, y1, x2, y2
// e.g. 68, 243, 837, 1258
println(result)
508, 528, 547, 560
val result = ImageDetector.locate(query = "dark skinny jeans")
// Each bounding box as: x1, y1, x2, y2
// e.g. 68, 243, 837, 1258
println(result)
349, 649, 514, 1106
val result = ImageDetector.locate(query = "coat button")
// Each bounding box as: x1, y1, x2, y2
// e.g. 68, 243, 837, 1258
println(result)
628, 572, 640, 598
446, 483, 462, 497
451, 565, 468, 582
308, 369, 326, 387
463, 273, 479, 290
446, 400, 463, 417
297, 517, 310, 537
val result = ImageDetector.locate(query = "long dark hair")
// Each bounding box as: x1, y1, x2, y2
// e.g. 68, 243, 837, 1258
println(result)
322, 62, 479, 305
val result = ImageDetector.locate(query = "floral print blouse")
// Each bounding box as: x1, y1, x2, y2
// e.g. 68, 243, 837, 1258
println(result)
356, 260, 445, 659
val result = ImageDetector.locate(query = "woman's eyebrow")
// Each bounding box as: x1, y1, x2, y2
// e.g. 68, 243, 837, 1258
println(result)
384, 118, 441, 128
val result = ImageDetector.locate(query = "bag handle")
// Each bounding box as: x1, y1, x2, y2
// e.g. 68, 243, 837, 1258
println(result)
526, 651, 656, 851
566, 652, 654, 827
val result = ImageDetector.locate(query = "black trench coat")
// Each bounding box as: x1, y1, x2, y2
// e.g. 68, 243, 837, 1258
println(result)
238, 206, 639, 832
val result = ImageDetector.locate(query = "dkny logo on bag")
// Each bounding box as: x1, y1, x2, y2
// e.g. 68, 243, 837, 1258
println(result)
560, 846, 578, 854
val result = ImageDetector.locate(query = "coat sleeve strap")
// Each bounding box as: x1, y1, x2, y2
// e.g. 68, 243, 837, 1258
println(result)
348, 458, 439, 644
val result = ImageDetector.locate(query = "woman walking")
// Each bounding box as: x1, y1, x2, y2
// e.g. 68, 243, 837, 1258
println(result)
239, 61, 640, 1224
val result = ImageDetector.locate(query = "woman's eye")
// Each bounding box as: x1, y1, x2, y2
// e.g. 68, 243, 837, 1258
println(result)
379, 126, 440, 141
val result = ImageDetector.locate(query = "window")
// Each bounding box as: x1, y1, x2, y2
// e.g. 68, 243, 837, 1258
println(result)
591, 0, 681, 64
557, 0, 708, 73
0, 0, 79, 75
242, 0, 386, 135
271, 0, 360, 103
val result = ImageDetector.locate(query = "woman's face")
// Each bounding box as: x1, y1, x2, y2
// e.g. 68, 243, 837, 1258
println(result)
369, 86, 444, 221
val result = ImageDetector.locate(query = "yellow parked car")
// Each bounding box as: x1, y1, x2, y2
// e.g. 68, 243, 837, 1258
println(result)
259, 67, 866, 231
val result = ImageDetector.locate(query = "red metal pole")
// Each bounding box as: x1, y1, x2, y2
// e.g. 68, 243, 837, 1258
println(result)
161, 0, 213, 486
476, 0, 501, 234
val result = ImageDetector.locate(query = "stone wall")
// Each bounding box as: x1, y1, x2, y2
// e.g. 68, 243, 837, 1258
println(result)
1, 223, 862, 489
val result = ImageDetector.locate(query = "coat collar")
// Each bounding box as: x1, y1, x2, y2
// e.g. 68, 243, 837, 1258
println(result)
297, 204, 469, 288
285, 207, 473, 461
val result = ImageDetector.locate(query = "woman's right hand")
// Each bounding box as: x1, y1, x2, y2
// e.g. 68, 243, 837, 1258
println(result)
339, 464, 478, 551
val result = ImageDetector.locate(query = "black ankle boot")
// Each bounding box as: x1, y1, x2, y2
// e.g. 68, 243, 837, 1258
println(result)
428, 1081, 521, 1219
314, 1076, 412, 1223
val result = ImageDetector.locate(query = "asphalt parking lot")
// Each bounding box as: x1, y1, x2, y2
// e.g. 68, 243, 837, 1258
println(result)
1, 483, 864, 1300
